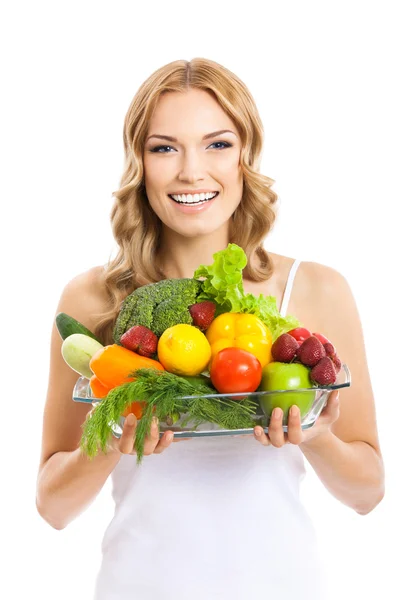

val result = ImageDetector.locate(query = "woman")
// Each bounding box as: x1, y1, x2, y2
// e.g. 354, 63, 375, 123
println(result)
36, 58, 385, 599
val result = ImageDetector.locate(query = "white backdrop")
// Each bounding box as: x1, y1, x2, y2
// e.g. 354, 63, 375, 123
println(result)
1, 1, 399, 599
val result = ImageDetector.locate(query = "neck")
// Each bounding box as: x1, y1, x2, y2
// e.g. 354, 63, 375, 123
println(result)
157, 225, 231, 279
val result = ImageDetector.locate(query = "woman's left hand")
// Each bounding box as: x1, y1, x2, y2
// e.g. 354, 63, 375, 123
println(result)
253, 390, 340, 447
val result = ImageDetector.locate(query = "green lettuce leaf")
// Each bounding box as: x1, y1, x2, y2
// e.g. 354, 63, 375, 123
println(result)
194, 243, 301, 340
193, 243, 246, 314
239, 292, 301, 340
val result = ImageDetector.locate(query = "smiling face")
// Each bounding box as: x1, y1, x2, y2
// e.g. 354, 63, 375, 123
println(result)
142, 88, 243, 239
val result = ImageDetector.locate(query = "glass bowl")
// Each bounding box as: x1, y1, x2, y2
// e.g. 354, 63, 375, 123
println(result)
73, 364, 351, 438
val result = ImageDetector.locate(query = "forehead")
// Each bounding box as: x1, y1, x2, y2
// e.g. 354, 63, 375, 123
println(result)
148, 89, 239, 137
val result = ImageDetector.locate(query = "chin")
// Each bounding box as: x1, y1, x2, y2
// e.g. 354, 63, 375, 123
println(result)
175, 223, 218, 238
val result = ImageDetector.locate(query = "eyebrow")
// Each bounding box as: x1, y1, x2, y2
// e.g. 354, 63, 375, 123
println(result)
146, 129, 237, 143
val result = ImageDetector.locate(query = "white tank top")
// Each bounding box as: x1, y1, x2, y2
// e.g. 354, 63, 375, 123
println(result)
93, 259, 328, 599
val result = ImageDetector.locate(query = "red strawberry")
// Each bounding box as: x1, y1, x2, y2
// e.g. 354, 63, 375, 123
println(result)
310, 356, 337, 385
120, 325, 158, 357
323, 342, 342, 373
271, 333, 299, 362
323, 342, 337, 357
297, 335, 326, 367
287, 327, 312, 344
312, 332, 331, 345
331, 354, 342, 373
189, 301, 217, 331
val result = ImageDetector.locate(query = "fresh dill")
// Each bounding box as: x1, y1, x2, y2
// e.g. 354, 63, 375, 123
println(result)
80, 368, 259, 465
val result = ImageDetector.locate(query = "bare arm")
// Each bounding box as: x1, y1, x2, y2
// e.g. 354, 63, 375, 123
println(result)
300, 429, 384, 515
298, 263, 385, 514
36, 268, 173, 530
35, 268, 120, 529
37, 447, 121, 530
254, 262, 385, 515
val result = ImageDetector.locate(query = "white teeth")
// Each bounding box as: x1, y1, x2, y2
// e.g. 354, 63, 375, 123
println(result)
170, 192, 218, 204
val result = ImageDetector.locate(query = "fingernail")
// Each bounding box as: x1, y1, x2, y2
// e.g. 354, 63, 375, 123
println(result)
127, 414, 136, 426
290, 406, 299, 418
255, 428, 262, 437
166, 433, 174, 442
152, 416, 159, 426
274, 408, 283, 420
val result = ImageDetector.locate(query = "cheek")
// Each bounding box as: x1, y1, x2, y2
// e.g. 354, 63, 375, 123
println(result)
147, 193, 166, 216
215, 153, 242, 182
143, 156, 171, 188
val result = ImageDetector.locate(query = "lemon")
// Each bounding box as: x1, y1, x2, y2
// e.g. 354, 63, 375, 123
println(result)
157, 324, 212, 376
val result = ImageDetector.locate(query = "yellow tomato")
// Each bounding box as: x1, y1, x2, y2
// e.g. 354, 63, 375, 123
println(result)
206, 313, 273, 368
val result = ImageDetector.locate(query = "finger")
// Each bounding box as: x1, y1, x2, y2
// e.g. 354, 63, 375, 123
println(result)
319, 390, 340, 423
287, 405, 303, 445
173, 433, 194, 442
118, 413, 137, 454
153, 430, 175, 453
326, 389, 340, 418
254, 426, 270, 446
268, 408, 286, 447
142, 417, 163, 455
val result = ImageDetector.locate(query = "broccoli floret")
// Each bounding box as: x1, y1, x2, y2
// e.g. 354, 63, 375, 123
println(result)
113, 278, 203, 343
152, 297, 193, 337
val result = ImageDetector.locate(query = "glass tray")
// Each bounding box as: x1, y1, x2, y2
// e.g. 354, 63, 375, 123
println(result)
73, 364, 351, 438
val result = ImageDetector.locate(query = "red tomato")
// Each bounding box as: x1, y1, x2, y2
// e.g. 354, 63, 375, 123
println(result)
210, 347, 262, 397
287, 327, 311, 343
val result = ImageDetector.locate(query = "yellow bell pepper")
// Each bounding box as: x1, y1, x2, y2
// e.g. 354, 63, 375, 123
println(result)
206, 313, 273, 368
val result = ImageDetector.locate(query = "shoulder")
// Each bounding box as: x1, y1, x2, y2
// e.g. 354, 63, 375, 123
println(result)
267, 251, 350, 292
276, 256, 356, 334
295, 260, 351, 300
62, 264, 107, 294
58, 265, 110, 332
292, 260, 360, 358
266, 252, 350, 300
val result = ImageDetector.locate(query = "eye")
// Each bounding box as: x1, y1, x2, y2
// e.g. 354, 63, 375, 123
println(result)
209, 141, 232, 150
149, 145, 176, 153
149, 141, 233, 153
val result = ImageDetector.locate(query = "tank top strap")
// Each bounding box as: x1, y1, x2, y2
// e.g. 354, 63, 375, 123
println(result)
280, 259, 301, 317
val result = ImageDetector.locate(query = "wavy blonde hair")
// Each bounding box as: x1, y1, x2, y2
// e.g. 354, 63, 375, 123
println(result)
94, 58, 278, 345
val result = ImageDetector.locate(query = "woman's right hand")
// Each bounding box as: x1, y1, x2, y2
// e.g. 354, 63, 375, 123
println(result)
85, 410, 191, 456
113, 414, 175, 456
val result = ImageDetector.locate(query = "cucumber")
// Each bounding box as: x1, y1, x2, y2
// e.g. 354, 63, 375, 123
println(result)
61, 333, 103, 379
56, 312, 102, 343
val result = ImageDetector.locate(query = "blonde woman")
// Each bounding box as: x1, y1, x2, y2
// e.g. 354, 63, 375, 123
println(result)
36, 58, 385, 599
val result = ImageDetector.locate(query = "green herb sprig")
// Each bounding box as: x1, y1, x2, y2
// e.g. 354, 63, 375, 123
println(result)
80, 368, 259, 465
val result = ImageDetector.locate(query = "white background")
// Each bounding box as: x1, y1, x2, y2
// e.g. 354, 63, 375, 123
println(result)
1, 1, 399, 599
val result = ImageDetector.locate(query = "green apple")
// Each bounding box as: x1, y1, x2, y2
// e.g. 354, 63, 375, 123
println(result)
258, 361, 315, 423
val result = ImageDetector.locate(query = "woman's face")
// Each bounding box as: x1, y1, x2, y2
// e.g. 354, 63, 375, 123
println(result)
143, 88, 243, 238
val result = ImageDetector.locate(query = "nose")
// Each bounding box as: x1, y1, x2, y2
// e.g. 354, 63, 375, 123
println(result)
177, 148, 205, 184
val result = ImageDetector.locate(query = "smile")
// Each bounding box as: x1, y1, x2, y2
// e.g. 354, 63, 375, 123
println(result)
168, 192, 219, 205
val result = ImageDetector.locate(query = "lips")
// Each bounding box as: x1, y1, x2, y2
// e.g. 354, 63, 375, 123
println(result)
168, 192, 219, 205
